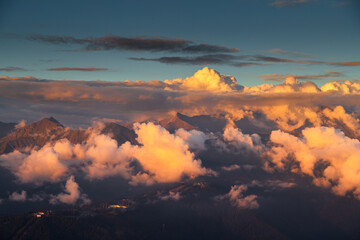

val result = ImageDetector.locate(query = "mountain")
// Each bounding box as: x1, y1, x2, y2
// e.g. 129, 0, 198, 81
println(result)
159, 113, 196, 132
0, 121, 16, 138
159, 112, 274, 134
0, 117, 87, 154
0, 118, 137, 155
100, 122, 137, 145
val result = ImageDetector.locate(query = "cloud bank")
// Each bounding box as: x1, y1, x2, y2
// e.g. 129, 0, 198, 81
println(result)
0, 123, 209, 186
267, 127, 360, 199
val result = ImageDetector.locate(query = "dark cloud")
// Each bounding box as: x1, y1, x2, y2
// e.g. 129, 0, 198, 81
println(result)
47, 67, 108, 72
270, 0, 311, 7
130, 54, 360, 67
130, 54, 263, 67
245, 55, 360, 66
0, 66, 27, 72
29, 35, 239, 54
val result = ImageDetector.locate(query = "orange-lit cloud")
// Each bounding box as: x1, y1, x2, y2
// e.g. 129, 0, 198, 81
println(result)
0, 123, 209, 186
130, 122, 208, 184
267, 127, 360, 199
50, 176, 90, 205
164, 67, 242, 92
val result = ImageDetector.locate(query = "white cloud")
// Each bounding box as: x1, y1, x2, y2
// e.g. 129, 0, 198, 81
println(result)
9, 190, 27, 201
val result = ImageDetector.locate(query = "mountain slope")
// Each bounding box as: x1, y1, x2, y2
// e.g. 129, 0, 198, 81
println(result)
0, 118, 137, 155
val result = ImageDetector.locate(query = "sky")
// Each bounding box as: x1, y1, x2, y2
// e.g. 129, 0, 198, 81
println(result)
4, 1, 360, 231
0, 0, 360, 86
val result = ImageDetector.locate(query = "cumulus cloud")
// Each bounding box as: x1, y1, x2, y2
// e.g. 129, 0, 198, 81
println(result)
321, 80, 360, 94
0, 147, 68, 185
243, 77, 320, 94
222, 126, 264, 154
164, 67, 242, 92
0, 123, 209, 186
82, 135, 134, 180
17, 147, 68, 185
267, 127, 360, 199
9, 190, 27, 201
217, 185, 259, 209
130, 122, 208, 183
175, 128, 209, 151
50, 176, 90, 205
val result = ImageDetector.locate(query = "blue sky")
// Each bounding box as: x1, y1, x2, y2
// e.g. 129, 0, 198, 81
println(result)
0, 0, 359, 86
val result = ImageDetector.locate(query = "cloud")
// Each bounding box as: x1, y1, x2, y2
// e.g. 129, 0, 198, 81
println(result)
29, 34, 239, 54
270, 0, 311, 7
268, 48, 313, 58
81, 135, 134, 180
267, 127, 360, 199
9, 190, 27, 201
47, 67, 108, 71
164, 67, 243, 92
131, 54, 360, 68
0, 67, 26, 72
1, 67, 360, 132
15, 119, 26, 129
175, 128, 209, 152
7, 190, 44, 202
0, 123, 209, 186
50, 176, 90, 205
130, 122, 208, 184
240, 55, 360, 67
259, 71, 345, 82
130, 54, 263, 67
0, 147, 68, 185
222, 126, 265, 154
321, 80, 360, 94
218, 185, 259, 209
243, 77, 320, 94
159, 191, 181, 201
221, 164, 241, 171
250, 180, 296, 190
